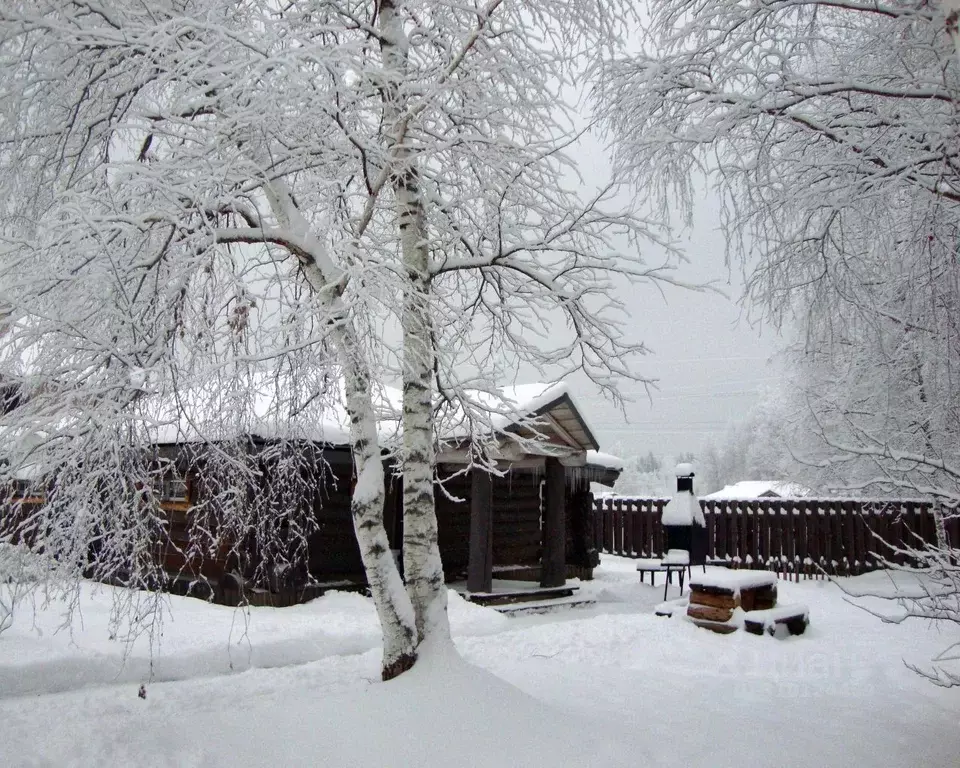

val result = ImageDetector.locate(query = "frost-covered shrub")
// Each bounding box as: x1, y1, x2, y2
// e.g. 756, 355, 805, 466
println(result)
0, 543, 53, 635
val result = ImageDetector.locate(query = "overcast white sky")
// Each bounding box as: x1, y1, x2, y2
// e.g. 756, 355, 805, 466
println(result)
564, 130, 787, 462
582, 246, 784, 461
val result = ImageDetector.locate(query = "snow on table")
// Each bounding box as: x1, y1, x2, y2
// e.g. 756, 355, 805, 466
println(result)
689, 570, 778, 593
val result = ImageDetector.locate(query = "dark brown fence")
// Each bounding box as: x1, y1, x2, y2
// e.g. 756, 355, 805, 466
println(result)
592, 497, 955, 578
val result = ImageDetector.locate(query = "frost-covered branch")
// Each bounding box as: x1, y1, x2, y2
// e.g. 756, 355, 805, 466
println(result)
598, 0, 960, 683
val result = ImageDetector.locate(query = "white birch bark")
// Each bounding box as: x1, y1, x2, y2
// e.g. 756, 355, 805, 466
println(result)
378, 0, 450, 645
335, 326, 418, 678
262, 183, 418, 678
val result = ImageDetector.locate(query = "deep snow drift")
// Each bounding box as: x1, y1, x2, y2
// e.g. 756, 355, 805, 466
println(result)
1, 556, 958, 767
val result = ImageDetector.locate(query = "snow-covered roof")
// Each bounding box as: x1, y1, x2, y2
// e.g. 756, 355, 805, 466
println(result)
441, 381, 600, 452
585, 451, 623, 471
0, 426, 51, 481
582, 450, 624, 488
144, 372, 393, 448
145, 373, 606, 458
702, 481, 811, 500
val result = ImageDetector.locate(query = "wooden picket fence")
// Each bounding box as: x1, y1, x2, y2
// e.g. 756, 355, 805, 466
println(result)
591, 497, 955, 579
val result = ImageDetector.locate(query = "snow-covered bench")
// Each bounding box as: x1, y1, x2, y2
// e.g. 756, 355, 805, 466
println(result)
686, 570, 780, 633
743, 604, 809, 637
688, 569, 778, 609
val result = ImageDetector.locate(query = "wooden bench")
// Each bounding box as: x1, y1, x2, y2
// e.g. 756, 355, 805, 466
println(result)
743, 604, 810, 637
635, 558, 669, 585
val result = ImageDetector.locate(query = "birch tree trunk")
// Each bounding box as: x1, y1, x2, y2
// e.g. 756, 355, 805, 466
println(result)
336, 327, 419, 678
378, 0, 450, 645
263, 183, 418, 678
398, 240, 448, 644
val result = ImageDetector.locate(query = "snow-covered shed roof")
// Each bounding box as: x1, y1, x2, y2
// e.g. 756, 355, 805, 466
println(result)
585, 451, 623, 471
702, 481, 811, 500
452, 381, 600, 453
145, 375, 607, 460
583, 450, 624, 487
144, 373, 384, 448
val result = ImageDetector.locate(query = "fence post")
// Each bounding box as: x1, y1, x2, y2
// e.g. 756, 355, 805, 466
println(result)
747, 501, 756, 568
769, 502, 782, 574
853, 503, 866, 574
812, 501, 823, 578
639, 499, 650, 556
593, 500, 603, 554
734, 502, 746, 569
603, 498, 613, 554
824, 503, 833, 578
873, 502, 890, 567
713, 501, 727, 563
704, 500, 715, 562
612, 498, 623, 555
795, 501, 808, 579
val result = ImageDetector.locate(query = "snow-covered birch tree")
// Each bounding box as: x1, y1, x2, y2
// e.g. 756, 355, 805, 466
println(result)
0, 0, 686, 677
0, 0, 425, 678
365, 0, 687, 647
597, 0, 960, 682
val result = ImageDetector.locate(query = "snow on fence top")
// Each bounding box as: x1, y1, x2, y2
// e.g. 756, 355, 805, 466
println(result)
690, 570, 778, 592
702, 481, 811, 500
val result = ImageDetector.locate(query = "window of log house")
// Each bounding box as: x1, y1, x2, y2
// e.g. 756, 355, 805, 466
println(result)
154, 467, 188, 502
10, 478, 36, 499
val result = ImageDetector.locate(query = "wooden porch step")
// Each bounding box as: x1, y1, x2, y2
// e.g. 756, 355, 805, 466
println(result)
493, 595, 596, 616
461, 583, 579, 607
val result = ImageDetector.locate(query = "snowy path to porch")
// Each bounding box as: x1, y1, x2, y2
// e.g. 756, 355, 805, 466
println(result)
1, 555, 958, 767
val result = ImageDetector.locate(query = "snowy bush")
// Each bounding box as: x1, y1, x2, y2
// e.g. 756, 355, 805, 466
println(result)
0, 543, 52, 635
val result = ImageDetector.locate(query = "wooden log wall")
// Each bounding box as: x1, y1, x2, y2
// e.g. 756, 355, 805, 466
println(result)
436, 470, 472, 579
306, 464, 363, 578
491, 471, 542, 569
436, 468, 544, 580
591, 496, 954, 578
153, 446, 366, 591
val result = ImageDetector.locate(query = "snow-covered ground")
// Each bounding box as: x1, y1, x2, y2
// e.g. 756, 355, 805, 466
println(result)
1, 556, 957, 767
